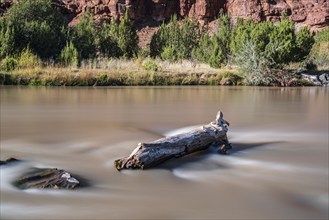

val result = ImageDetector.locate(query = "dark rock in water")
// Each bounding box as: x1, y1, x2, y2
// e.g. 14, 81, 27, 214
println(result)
301, 73, 329, 86
0, 158, 20, 166
301, 73, 321, 86
14, 168, 80, 190
318, 73, 329, 86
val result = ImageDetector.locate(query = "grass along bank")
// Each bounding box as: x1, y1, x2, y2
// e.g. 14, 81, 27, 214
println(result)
0, 58, 317, 87
0, 59, 242, 86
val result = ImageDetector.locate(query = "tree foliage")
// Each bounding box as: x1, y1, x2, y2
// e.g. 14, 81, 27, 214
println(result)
294, 27, 314, 61
98, 19, 121, 57
150, 15, 199, 61
231, 17, 314, 68
116, 12, 139, 58
0, 0, 67, 59
70, 11, 97, 60
309, 28, 329, 68
0, 1, 139, 62
60, 41, 78, 67
192, 13, 232, 68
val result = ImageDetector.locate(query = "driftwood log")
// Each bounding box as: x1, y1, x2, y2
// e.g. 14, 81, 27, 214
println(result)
115, 111, 231, 171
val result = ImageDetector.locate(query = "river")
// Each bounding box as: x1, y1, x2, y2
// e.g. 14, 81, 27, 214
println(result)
0, 86, 328, 219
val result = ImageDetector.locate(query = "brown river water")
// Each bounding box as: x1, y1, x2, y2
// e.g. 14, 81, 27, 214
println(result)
0, 86, 328, 219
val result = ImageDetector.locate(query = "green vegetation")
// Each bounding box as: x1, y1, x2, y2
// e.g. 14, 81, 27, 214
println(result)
229, 16, 314, 85
150, 13, 317, 86
308, 28, 329, 69
17, 47, 42, 69
0, 0, 67, 59
150, 15, 199, 61
0, 56, 17, 71
70, 11, 97, 60
0, 0, 138, 63
59, 41, 79, 67
0, 0, 326, 86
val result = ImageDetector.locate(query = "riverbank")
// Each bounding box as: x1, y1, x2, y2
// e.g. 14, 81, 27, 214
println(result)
1, 59, 325, 87
0, 59, 243, 86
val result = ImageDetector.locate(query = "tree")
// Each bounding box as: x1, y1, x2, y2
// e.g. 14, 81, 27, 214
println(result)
216, 12, 231, 64
60, 41, 78, 67
150, 15, 199, 61
178, 17, 199, 59
70, 11, 97, 60
192, 32, 213, 63
0, 21, 15, 57
294, 27, 314, 61
98, 19, 120, 57
192, 12, 232, 68
230, 18, 255, 57
0, 0, 67, 59
98, 12, 138, 58
309, 28, 329, 68
116, 11, 139, 58
150, 22, 167, 58
250, 21, 274, 54
266, 17, 295, 66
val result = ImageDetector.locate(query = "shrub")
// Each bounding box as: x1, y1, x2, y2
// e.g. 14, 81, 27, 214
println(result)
209, 44, 225, 68
266, 17, 295, 66
250, 21, 274, 53
143, 60, 160, 71
17, 48, 41, 69
60, 41, 78, 67
233, 40, 273, 85
230, 17, 309, 68
309, 28, 329, 69
0, 56, 18, 71
137, 48, 150, 58
230, 18, 255, 58
160, 45, 177, 62
294, 27, 314, 61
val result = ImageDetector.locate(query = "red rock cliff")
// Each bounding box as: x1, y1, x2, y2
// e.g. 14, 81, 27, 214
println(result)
1, 0, 328, 30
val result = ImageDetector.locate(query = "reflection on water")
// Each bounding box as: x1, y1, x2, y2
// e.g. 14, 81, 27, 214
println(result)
1, 86, 328, 219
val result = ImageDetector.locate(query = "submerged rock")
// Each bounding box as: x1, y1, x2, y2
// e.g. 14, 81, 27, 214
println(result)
14, 168, 80, 190
0, 157, 20, 166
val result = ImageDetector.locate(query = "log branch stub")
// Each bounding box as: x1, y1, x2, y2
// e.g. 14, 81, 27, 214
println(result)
115, 111, 231, 171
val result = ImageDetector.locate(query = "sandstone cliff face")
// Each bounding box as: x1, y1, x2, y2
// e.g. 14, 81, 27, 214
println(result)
1, 0, 328, 30
226, 0, 329, 29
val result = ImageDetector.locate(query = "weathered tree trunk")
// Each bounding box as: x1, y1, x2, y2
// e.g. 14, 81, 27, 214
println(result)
115, 111, 231, 171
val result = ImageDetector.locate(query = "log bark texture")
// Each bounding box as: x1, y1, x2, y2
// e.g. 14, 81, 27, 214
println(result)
115, 111, 231, 171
